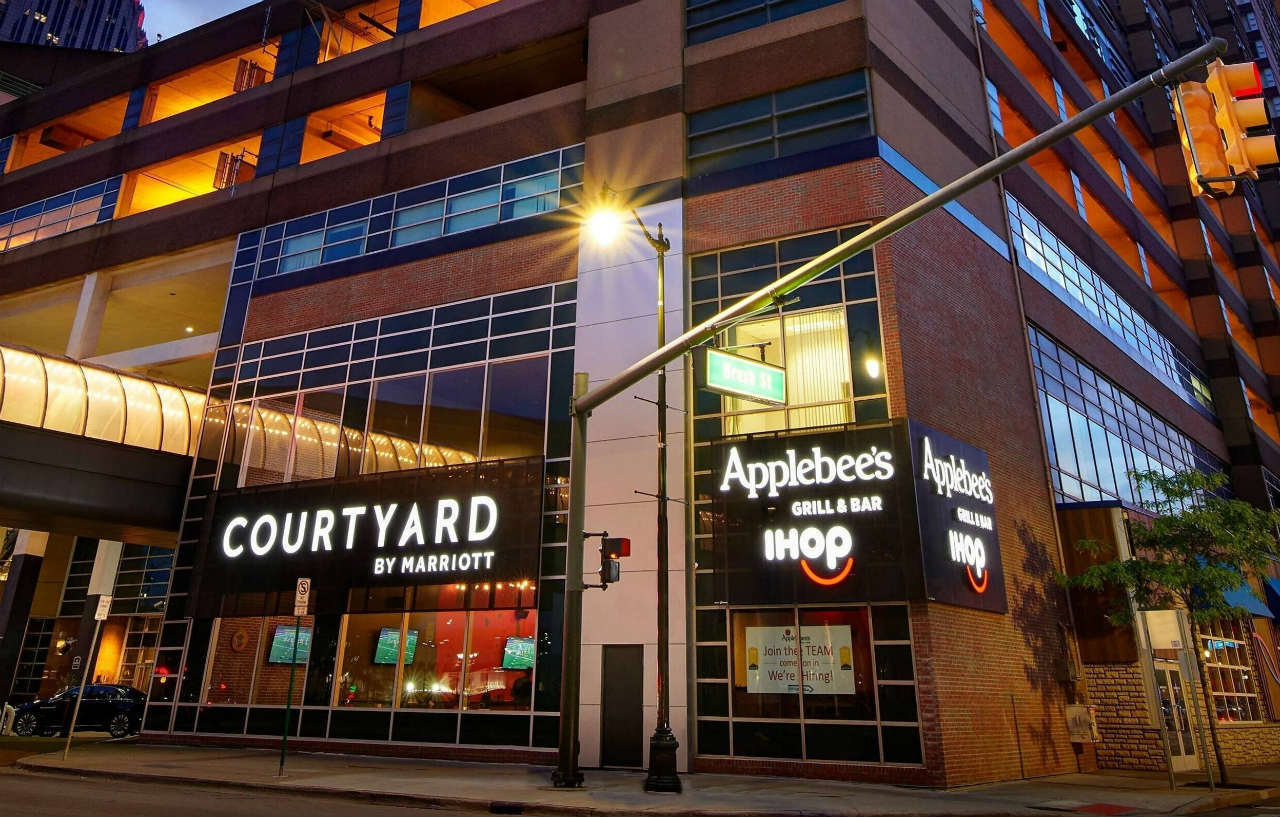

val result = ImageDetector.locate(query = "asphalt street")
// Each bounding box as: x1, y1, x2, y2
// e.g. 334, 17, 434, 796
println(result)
0, 768, 514, 816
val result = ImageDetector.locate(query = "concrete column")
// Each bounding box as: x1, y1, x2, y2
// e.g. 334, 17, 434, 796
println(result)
65, 272, 111, 360
0, 530, 50, 702
575, 196, 687, 770
69, 539, 122, 685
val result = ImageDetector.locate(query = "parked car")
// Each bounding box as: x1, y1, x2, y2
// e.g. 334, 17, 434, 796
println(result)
11, 684, 145, 738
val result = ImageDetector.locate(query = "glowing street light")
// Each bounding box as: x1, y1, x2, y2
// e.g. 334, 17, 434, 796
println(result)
585, 206, 625, 247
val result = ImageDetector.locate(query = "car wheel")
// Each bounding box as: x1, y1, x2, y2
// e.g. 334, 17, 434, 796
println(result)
13, 712, 38, 737
108, 713, 132, 739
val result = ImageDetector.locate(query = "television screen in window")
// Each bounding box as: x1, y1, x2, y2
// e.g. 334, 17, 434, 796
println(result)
372, 627, 419, 664
267, 625, 312, 664
502, 636, 535, 670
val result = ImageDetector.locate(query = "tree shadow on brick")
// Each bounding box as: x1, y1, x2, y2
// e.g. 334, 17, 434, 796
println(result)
1007, 518, 1076, 774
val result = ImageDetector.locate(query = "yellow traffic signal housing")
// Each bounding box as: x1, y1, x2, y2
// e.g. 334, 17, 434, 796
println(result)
1205, 60, 1280, 178
1172, 80, 1235, 196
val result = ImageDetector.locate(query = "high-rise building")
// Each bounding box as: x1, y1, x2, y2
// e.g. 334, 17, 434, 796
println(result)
0, 0, 145, 52
3, 0, 1280, 787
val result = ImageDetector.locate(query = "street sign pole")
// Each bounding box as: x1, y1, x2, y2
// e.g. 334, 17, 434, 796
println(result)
279, 578, 310, 777
63, 594, 111, 761
278, 616, 299, 777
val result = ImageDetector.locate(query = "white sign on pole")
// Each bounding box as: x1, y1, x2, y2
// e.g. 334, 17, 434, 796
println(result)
94, 595, 112, 621
744, 625, 855, 695
294, 578, 311, 617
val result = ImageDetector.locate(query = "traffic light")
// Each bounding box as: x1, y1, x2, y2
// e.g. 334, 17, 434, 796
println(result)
1172, 79, 1235, 196
1172, 59, 1280, 198
1205, 60, 1279, 178
599, 536, 629, 587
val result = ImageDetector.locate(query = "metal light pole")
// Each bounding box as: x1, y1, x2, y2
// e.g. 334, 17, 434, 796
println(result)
549, 36, 1227, 788
638, 215, 681, 793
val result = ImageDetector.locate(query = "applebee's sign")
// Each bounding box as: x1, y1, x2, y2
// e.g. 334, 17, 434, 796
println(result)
909, 420, 1005, 612
708, 421, 1005, 612
717, 433, 899, 589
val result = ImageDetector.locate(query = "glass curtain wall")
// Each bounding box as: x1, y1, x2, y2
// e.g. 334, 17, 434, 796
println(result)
696, 604, 920, 763
219, 356, 550, 489
690, 226, 918, 764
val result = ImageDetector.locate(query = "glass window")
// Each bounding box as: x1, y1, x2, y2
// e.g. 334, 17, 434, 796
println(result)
724, 307, 852, 434
1009, 195, 1213, 413
444, 206, 500, 235
111, 544, 172, 615
399, 611, 466, 709
337, 382, 371, 478
241, 396, 297, 486
251, 616, 314, 705
685, 0, 843, 45
290, 388, 344, 481
335, 613, 403, 708
463, 608, 537, 711
730, 609, 801, 719
688, 72, 872, 176
205, 617, 263, 705
798, 608, 875, 721
362, 375, 426, 473
426, 366, 485, 462
785, 308, 852, 428
395, 200, 444, 227
1029, 326, 1223, 508
483, 356, 548, 460
0, 179, 116, 253
241, 149, 583, 279
1201, 619, 1263, 722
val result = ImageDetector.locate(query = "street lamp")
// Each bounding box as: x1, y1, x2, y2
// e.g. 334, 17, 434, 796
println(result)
585, 185, 682, 793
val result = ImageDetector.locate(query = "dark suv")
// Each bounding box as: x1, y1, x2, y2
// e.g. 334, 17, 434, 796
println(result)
12, 684, 146, 738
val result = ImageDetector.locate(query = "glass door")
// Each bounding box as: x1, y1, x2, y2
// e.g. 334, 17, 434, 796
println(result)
1154, 662, 1198, 772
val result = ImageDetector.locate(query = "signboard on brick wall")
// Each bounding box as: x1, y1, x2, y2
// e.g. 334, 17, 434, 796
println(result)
707, 419, 1005, 612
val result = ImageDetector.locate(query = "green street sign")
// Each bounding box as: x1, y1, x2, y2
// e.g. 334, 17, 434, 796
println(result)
697, 347, 787, 406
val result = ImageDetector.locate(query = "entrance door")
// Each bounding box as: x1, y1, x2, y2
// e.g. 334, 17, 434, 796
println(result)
601, 644, 644, 768
1154, 663, 1199, 772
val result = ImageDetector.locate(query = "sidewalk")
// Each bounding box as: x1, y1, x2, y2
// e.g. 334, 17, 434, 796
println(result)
14, 742, 1280, 816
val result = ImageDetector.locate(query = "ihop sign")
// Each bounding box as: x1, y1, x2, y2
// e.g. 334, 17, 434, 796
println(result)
909, 420, 1006, 612
711, 421, 1006, 612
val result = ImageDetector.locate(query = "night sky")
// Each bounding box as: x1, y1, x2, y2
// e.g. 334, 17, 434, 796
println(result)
144, 0, 257, 43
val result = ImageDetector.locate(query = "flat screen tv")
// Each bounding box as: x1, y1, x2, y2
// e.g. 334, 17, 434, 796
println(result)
372, 627, 419, 664
501, 636, 535, 670
267, 625, 312, 664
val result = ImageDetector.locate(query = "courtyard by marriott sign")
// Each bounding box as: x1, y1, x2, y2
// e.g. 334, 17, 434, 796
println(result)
710, 420, 1005, 611
196, 458, 542, 599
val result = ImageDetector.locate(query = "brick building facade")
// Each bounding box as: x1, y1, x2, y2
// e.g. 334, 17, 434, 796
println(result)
3, 0, 1280, 791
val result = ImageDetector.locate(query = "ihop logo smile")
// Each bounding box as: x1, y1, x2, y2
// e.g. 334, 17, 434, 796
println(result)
947, 530, 988, 593
763, 525, 855, 586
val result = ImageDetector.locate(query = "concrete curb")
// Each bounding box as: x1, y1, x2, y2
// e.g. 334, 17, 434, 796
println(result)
1176, 783, 1280, 814
12, 755, 1034, 817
